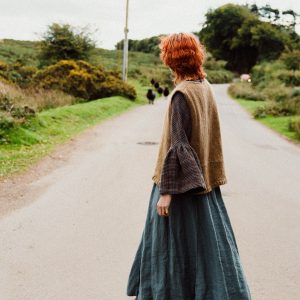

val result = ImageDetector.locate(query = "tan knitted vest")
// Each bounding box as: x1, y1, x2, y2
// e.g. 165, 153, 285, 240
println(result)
152, 79, 227, 194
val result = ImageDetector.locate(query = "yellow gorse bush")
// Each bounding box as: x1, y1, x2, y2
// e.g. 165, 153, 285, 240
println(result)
34, 60, 136, 100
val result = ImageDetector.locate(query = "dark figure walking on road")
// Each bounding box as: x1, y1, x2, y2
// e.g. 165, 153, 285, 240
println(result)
163, 87, 169, 98
146, 89, 156, 105
156, 86, 163, 97
126, 33, 252, 300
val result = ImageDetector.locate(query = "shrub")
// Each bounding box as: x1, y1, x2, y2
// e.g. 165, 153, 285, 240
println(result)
0, 61, 37, 88
228, 82, 266, 101
0, 112, 14, 143
0, 81, 76, 112
128, 67, 142, 79
10, 63, 37, 88
0, 66, 10, 82
251, 60, 284, 86
0, 93, 36, 144
0, 61, 8, 72
0, 93, 36, 119
277, 70, 300, 87
0, 112, 14, 130
206, 70, 234, 83
251, 60, 300, 88
204, 54, 227, 70
39, 23, 96, 66
34, 60, 136, 100
98, 73, 137, 100
203, 53, 234, 83
288, 118, 300, 138
253, 101, 298, 118
259, 81, 291, 102
280, 50, 300, 71
0, 61, 9, 82
290, 87, 300, 97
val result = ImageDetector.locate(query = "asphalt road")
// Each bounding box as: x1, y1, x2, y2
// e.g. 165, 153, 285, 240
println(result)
0, 84, 299, 300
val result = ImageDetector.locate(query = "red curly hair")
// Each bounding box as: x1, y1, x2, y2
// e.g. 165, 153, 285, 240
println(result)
159, 32, 206, 85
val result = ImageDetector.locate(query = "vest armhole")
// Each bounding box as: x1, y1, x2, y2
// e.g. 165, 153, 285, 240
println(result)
171, 90, 185, 100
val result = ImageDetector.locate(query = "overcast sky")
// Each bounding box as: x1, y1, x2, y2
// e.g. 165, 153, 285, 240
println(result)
0, 0, 299, 49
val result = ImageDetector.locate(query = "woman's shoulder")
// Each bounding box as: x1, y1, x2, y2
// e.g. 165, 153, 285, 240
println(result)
172, 90, 185, 99
169, 77, 213, 103
170, 91, 188, 107
177, 78, 211, 91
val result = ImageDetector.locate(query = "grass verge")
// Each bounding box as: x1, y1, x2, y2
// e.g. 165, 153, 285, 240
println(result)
232, 97, 300, 143
0, 80, 149, 179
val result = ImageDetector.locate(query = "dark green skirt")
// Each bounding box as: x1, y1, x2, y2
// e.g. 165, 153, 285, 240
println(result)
126, 183, 251, 300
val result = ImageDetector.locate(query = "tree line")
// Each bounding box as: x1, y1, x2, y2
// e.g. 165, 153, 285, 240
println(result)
115, 36, 161, 56
199, 4, 299, 73
115, 4, 299, 74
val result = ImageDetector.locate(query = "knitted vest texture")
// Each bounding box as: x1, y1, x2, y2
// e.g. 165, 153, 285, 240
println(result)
152, 79, 227, 194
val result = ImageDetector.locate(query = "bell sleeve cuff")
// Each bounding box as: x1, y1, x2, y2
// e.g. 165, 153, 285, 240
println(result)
159, 143, 207, 195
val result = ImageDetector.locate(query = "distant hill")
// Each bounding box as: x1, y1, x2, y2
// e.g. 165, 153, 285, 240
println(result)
0, 39, 40, 66
0, 38, 171, 85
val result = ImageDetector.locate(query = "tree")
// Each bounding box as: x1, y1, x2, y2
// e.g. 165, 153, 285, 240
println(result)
282, 10, 299, 29
199, 4, 258, 73
115, 36, 161, 55
280, 50, 300, 70
258, 5, 280, 24
199, 4, 298, 73
250, 22, 287, 60
39, 23, 96, 66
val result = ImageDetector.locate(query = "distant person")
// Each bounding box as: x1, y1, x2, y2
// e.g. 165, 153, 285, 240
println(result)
163, 87, 169, 98
146, 89, 156, 104
150, 78, 155, 85
127, 32, 252, 300
154, 82, 159, 89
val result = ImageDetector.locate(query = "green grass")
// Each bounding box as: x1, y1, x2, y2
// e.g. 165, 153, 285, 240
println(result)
232, 97, 300, 143
259, 115, 300, 141
0, 80, 149, 179
234, 98, 266, 113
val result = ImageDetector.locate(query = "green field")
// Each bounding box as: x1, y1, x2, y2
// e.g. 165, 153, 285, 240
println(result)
0, 80, 149, 179
233, 97, 300, 143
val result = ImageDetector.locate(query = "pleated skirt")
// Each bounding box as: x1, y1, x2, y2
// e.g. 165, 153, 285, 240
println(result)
126, 183, 252, 300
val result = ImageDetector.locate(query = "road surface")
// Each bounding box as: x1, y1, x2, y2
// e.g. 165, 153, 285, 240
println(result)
0, 84, 299, 299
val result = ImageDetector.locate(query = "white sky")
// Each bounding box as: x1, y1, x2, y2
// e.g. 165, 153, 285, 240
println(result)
0, 0, 299, 49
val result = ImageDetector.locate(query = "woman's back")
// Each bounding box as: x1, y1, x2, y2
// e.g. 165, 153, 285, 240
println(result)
152, 79, 227, 194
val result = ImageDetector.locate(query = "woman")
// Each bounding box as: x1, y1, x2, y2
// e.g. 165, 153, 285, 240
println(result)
126, 33, 252, 300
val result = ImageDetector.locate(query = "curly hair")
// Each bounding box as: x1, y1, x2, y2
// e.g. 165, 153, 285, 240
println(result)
159, 32, 206, 85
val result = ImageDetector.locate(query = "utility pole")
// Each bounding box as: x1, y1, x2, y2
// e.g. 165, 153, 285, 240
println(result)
122, 0, 129, 81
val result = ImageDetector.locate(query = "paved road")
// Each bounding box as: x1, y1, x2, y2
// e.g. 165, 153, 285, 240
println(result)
0, 84, 299, 300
